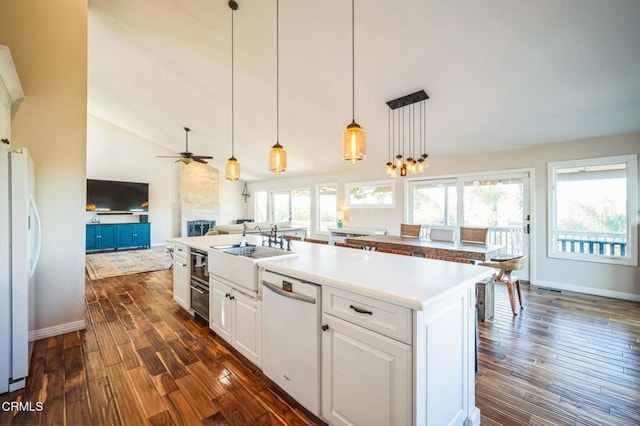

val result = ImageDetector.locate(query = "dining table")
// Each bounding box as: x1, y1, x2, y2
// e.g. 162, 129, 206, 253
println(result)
345, 234, 504, 263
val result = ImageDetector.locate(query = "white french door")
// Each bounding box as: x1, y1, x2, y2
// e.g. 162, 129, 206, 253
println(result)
408, 170, 532, 281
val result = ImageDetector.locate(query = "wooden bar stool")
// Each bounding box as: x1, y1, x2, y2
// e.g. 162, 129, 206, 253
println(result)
479, 256, 526, 315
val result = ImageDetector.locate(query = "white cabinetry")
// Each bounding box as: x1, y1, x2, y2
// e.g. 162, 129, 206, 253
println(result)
321, 287, 412, 426
0, 46, 24, 144
321, 284, 477, 425
171, 243, 190, 311
327, 227, 386, 244
209, 278, 262, 368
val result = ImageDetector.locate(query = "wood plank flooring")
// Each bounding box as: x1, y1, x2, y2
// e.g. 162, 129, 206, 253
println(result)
1, 268, 638, 425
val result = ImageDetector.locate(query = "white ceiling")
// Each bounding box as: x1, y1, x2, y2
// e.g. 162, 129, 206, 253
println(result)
88, 0, 640, 181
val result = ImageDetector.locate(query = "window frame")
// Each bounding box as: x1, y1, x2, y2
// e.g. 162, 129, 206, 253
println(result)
345, 179, 395, 209
547, 154, 638, 266
315, 182, 338, 234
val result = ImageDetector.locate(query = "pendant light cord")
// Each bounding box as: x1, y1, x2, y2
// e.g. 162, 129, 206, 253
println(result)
351, 0, 355, 121
276, 0, 280, 143
231, 8, 235, 157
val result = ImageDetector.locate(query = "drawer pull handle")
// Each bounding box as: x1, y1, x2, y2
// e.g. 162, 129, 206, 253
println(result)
350, 305, 373, 315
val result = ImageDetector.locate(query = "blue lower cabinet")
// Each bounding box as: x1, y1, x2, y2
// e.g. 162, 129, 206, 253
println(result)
86, 223, 150, 252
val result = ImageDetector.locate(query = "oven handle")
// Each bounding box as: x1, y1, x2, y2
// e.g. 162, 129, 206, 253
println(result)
262, 280, 316, 304
190, 285, 207, 294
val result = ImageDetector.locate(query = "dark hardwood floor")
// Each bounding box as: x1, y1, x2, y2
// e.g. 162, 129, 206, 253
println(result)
1, 268, 638, 425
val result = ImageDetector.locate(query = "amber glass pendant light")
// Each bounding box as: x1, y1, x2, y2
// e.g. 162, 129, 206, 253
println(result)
269, 0, 287, 174
342, 0, 366, 163
225, 0, 241, 181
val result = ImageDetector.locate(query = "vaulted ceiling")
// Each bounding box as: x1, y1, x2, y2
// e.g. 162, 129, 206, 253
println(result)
88, 0, 640, 181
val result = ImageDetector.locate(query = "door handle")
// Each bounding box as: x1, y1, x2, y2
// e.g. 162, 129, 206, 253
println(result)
321, 324, 329, 331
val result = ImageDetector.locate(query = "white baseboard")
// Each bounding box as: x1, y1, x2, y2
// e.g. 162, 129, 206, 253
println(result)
29, 319, 86, 342
534, 280, 640, 302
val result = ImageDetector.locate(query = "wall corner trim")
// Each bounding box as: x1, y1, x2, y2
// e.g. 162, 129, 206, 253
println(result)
28, 319, 86, 342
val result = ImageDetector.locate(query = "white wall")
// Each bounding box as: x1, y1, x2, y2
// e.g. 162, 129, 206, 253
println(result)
248, 132, 640, 300
88, 115, 250, 238
0, 1, 88, 338
87, 114, 180, 245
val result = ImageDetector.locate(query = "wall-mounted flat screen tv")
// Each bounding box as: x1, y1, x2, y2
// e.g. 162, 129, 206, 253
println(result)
86, 179, 149, 213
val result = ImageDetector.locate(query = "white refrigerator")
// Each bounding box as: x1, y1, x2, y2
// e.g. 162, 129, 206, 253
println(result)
0, 146, 41, 394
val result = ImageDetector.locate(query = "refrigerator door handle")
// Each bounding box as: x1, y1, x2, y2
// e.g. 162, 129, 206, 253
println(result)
28, 195, 41, 277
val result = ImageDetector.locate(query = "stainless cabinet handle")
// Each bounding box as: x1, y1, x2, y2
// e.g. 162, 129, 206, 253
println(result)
350, 305, 373, 315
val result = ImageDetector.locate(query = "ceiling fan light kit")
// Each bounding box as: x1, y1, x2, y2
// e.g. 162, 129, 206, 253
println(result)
269, 0, 287, 174
385, 90, 430, 178
342, 0, 366, 164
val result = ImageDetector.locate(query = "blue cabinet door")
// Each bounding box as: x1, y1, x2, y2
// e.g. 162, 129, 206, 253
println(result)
134, 223, 151, 248
97, 225, 117, 249
86, 225, 97, 251
117, 223, 136, 249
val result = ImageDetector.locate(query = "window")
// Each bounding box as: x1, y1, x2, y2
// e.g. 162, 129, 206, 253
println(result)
254, 191, 268, 222
255, 189, 310, 232
291, 189, 311, 230
346, 180, 394, 208
409, 179, 457, 226
316, 183, 337, 232
548, 155, 638, 266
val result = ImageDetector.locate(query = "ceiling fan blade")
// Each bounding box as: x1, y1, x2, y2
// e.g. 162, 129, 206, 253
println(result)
157, 155, 181, 158
193, 158, 208, 164
193, 155, 213, 160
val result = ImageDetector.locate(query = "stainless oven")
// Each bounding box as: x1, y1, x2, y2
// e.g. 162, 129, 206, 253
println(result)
190, 249, 209, 321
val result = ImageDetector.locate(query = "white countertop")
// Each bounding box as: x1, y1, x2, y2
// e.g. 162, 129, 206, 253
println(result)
168, 234, 493, 311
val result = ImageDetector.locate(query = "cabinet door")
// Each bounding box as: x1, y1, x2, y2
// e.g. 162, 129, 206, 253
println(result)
117, 223, 135, 248
172, 256, 190, 310
97, 225, 117, 249
231, 291, 262, 368
322, 314, 412, 426
86, 226, 97, 251
135, 223, 151, 248
209, 280, 232, 343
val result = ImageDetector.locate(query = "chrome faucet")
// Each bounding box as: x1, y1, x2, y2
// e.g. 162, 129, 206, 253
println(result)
254, 225, 267, 246
264, 225, 284, 249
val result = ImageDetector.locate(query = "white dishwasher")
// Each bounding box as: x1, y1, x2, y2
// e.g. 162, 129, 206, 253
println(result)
261, 270, 321, 416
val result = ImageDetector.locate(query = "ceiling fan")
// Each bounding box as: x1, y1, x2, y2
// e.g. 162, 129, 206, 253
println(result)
157, 127, 214, 164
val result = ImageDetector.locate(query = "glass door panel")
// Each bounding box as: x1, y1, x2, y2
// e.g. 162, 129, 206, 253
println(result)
461, 175, 530, 279
271, 191, 291, 223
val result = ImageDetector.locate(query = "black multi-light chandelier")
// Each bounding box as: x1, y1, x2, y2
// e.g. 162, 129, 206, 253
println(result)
385, 90, 430, 177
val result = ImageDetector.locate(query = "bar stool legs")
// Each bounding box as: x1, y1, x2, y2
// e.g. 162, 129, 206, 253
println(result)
502, 269, 523, 315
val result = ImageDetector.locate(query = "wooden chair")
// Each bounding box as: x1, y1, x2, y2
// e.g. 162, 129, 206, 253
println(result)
400, 224, 422, 238
304, 238, 328, 244
460, 226, 488, 244
479, 256, 527, 315
335, 242, 363, 250
283, 235, 301, 241
376, 246, 412, 256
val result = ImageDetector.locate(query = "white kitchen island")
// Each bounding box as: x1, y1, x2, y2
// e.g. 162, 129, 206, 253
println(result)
168, 234, 491, 426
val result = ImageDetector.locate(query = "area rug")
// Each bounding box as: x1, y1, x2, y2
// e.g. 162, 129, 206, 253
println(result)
86, 246, 173, 280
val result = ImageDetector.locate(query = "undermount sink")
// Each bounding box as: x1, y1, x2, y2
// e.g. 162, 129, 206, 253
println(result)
208, 244, 298, 293
221, 245, 292, 259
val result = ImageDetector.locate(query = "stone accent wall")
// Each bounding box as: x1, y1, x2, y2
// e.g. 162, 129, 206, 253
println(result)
180, 162, 220, 237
